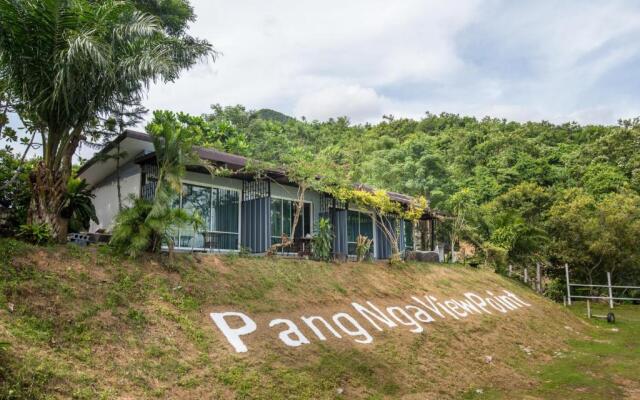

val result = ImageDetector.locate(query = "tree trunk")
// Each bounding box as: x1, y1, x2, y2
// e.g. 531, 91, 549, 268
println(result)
389, 236, 401, 263
28, 161, 69, 242
374, 215, 401, 264
269, 185, 306, 254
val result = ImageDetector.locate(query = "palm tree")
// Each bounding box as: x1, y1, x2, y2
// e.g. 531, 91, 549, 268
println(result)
110, 110, 208, 257
145, 110, 205, 212
0, 0, 213, 240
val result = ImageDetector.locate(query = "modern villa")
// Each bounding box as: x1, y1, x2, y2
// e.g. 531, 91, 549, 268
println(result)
78, 130, 438, 260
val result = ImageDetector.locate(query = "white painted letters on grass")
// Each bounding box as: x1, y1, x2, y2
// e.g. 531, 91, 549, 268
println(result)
209, 311, 257, 353
210, 289, 531, 353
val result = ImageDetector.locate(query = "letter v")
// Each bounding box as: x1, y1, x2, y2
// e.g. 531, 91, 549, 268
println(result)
411, 295, 446, 319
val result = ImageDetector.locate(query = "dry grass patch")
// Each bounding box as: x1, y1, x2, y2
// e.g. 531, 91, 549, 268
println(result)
0, 239, 619, 399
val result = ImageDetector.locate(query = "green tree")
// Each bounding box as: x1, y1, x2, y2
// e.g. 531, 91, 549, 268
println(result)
581, 163, 628, 197
158, 109, 251, 155
547, 189, 640, 285
0, 0, 213, 240
442, 188, 478, 262
0, 149, 34, 233
483, 182, 551, 264
145, 111, 206, 212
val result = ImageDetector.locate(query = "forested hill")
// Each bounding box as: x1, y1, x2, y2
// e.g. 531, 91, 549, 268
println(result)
196, 106, 640, 284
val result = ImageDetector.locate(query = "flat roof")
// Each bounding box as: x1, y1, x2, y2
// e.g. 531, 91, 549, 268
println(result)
79, 130, 437, 217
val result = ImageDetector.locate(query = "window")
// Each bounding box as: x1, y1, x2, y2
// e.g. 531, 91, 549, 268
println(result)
347, 210, 374, 256
211, 188, 240, 250
179, 184, 211, 249
271, 198, 311, 245
175, 183, 240, 250
404, 220, 414, 251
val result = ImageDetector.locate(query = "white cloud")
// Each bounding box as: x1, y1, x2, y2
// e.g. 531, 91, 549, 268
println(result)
293, 85, 386, 122
144, 0, 481, 124
8, 0, 640, 161
142, 0, 640, 127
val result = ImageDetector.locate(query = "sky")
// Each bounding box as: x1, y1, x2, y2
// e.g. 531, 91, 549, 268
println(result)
143, 0, 640, 125
5, 0, 640, 159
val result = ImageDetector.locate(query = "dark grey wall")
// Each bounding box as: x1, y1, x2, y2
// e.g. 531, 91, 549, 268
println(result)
241, 197, 271, 253
376, 224, 391, 260
332, 209, 348, 259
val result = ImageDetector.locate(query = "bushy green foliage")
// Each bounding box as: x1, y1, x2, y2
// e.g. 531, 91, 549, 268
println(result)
544, 278, 566, 302
17, 223, 53, 245
0, 149, 34, 233
61, 178, 98, 233
110, 196, 200, 258
311, 218, 333, 262
547, 189, 640, 285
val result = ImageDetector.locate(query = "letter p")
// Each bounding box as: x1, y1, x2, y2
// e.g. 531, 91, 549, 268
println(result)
210, 312, 257, 353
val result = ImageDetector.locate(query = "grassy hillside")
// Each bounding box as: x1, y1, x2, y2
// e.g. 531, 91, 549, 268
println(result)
0, 239, 638, 399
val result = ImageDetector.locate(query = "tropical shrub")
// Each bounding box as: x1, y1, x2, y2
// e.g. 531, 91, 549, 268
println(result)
544, 278, 566, 302
480, 241, 509, 273
61, 178, 98, 233
17, 223, 52, 245
312, 218, 333, 262
109, 110, 213, 258
109, 196, 201, 258
355, 234, 373, 262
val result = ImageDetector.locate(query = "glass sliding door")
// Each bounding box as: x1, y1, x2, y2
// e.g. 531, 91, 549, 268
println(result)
180, 184, 211, 249
210, 188, 240, 250
347, 210, 374, 256
271, 198, 283, 245
176, 183, 239, 251
271, 198, 311, 247
294, 203, 311, 238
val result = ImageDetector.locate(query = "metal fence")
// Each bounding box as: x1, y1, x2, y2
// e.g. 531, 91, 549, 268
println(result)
564, 263, 640, 312
507, 263, 640, 311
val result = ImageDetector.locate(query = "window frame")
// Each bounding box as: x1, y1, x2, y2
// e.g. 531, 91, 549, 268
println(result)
270, 196, 313, 245
346, 209, 375, 256
173, 180, 242, 251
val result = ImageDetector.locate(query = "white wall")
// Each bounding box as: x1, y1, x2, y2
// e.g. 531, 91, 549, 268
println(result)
89, 161, 141, 232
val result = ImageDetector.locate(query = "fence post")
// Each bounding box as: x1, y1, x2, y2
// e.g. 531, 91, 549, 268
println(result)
565, 263, 571, 306
508, 264, 512, 277
607, 271, 614, 309
524, 267, 528, 284
536, 262, 542, 293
